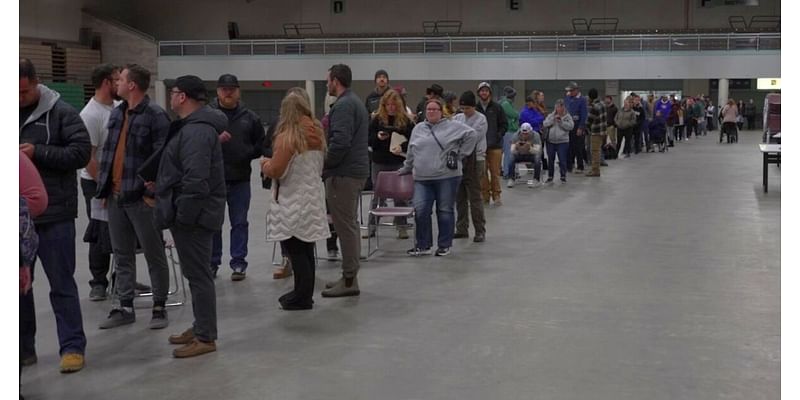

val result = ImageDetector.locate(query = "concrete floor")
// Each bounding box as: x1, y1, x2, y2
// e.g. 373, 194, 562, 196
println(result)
21, 130, 780, 400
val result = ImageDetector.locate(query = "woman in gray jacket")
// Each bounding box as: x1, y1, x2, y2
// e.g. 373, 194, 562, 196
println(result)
543, 99, 574, 183
614, 96, 638, 158
399, 99, 478, 257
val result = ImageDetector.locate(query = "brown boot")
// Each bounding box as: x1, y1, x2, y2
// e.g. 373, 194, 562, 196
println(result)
172, 338, 216, 358
272, 257, 293, 280
168, 327, 195, 345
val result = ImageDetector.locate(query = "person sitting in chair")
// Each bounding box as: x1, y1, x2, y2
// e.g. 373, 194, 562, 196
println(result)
507, 122, 542, 188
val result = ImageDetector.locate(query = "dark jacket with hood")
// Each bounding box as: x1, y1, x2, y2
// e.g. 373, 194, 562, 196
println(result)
153, 106, 227, 231
365, 88, 387, 115
477, 99, 508, 150
323, 89, 370, 179
210, 98, 265, 182
19, 84, 91, 225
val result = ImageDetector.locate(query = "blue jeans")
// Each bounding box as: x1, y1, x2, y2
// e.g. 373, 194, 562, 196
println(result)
20, 220, 87, 355
547, 142, 570, 179
212, 181, 251, 271
502, 131, 515, 178
413, 176, 461, 250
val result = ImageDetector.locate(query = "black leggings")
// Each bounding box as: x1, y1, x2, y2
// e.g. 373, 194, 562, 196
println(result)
281, 237, 316, 303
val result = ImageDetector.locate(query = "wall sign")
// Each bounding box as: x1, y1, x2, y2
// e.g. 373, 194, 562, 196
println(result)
508, 0, 521, 11
332, 0, 345, 14
757, 78, 780, 90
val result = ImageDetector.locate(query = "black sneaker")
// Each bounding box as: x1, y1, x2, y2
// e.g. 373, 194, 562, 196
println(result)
560, 177, 567, 183
89, 285, 108, 301
149, 306, 169, 330
209, 265, 219, 279
435, 247, 451, 257
99, 308, 135, 329
546, 178, 554, 184
135, 282, 152, 295
407, 247, 433, 256
231, 269, 246, 282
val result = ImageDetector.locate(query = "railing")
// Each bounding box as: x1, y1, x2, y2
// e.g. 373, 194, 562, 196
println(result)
158, 33, 779, 57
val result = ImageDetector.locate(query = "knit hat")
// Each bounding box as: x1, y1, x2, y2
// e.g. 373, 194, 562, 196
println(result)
477, 82, 491, 92
503, 86, 517, 99
459, 91, 477, 107
374, 69, 389, 80
442, 91, 457, 104
426, 84, 444, 97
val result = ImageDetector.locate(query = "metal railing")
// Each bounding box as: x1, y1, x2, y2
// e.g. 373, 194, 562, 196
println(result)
158, 33, 779, 57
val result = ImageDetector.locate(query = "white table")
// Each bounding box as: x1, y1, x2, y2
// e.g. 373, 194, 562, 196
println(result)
759, 143, 781, 193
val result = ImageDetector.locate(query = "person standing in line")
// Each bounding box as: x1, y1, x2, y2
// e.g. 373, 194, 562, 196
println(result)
705, 99, 716, 133
720, 99, 739, 143
563, 81, 587, 173
95, 64, 171, 331
695, 95, 707, 137
262, 91, 330, 310
365, 89, 415, 239
416, 84, 444, 123
543, 99, 574, 183
614, 96, 637, 159
151, 75, 226, 358
79, 64, 120, 301
631, 93, 647, 152
208, 74, 265, 281
365, 69, 390, 115
19, 58, 90, 373
321, 64, 370, 298
499, 86, 519, 183
476, 82, 507, 206
585, 88, 606, 177
604, 95, 619, 153
453, 91, 488, 243
744, 98, 757, 130
400, 98, 478, 257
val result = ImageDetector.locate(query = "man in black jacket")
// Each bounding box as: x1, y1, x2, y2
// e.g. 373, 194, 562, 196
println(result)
321, 64, 369, 298
365, 69, 389, 114
19, 58, 90, 373
475, 82, 508, 206
150, 75, 226, 359
209, 74, 264, 281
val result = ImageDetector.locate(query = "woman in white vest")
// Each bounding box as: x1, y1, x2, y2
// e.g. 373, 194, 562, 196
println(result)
261, 91, 330, 310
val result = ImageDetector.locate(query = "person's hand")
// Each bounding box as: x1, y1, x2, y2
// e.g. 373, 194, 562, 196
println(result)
20, 266, 32, 295
142, 196, 156, 208
219, 131, 232, 143
377, 131, 389, 141
19, 143, 35, 159
390, 145, 403, 155
144, 181, 156, 192
260, 157, 271, 175
577, 128, 585, 136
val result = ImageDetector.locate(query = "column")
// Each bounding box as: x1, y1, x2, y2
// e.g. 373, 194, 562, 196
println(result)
305, 80, 316, 117
717, 78, 729, 111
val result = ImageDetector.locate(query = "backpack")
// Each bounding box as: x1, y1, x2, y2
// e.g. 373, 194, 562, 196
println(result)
20, 196, 38, 268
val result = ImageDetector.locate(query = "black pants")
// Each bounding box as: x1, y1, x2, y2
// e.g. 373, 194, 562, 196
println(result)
281, 237, 316, 304
747, 115, 755, 130
568, 128, 586, 171
171, 225, 217, 342
686, 119, 698, 139
633, 124, 644, 153
80, 178, 112, 288
619, 127, 633, 156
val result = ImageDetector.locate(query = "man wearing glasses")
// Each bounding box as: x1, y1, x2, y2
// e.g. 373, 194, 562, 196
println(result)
95, 64, 171, 331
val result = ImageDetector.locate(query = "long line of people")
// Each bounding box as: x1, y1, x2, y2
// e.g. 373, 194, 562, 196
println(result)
20, 57, 751, 375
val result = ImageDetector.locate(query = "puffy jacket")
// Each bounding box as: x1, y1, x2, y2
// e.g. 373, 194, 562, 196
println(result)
477, 100, 508, 149
605, 103, 618, 128
19, 84, 91, 225
323, 89, 370, 179
153, 106, 227, 231
654, 99, 672, 120
210, 99, 265, 182
542, 112, 574, 144
96, 96, 170, 204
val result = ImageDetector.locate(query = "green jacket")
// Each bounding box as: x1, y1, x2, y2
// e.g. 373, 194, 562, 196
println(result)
500, 98, 519, 133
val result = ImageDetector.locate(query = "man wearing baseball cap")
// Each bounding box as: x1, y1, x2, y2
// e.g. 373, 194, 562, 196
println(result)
475, 82, 508, 206
150, 75, 227, 358
563, 81, 588, 173
416, 83, 444, 122
209, 74, 265, 281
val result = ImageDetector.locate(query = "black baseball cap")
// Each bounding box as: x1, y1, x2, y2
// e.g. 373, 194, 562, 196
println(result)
459, 91, 477, 107
217, 74, 239, 88
165, 75, 208, 102
426, 84, 444, 97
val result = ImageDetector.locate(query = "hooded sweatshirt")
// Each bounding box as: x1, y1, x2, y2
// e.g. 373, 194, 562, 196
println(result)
452, 111, 488, 161
153, 106, 227, 231
398, 118, 478, 181
19, 84, 91, 224
542, 112, 574, 144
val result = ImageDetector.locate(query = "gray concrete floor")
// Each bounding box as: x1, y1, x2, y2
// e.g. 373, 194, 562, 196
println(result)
21, 130, 779, 400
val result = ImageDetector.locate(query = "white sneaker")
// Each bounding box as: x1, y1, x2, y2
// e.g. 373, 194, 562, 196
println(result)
506, 179, 514, 188
527, 179, 540, 188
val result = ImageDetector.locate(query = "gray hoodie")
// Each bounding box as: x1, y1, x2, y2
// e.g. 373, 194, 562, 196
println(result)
452, 112, 488, 161
542, 112, 574, 144
399, 118, 478, 181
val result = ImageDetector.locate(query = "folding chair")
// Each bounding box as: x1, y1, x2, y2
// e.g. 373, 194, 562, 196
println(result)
368, 171, 415, 254
109, 236, 187, 309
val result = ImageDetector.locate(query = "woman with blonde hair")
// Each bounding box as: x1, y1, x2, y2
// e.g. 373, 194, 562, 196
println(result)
261, 91, 330, 310
365, 89, 415, 238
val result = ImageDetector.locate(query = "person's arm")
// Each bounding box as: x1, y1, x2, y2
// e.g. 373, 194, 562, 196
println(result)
19, 152, 48, 217
457, 124, 478, 159
249, 114, 266, 160
31, 106, 91, 171
397, 125, 419, 175
368, 117, 380, 149
543, 112, 555, 128
174, 125, 215, 226
324, 100, 356, 170
561, 114, 575, 131
261, 134, 294, 179
578, 100, 588, 130
497, 104, 508, 134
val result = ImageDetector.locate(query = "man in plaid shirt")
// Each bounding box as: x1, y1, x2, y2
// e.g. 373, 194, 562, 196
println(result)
95, 64, 171, 330
585, 88, 606, 177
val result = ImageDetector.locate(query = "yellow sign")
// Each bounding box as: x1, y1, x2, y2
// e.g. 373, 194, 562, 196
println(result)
757, 78, 781, 90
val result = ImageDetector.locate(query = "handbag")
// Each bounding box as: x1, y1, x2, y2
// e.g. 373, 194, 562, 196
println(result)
430, 128, 458, 170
